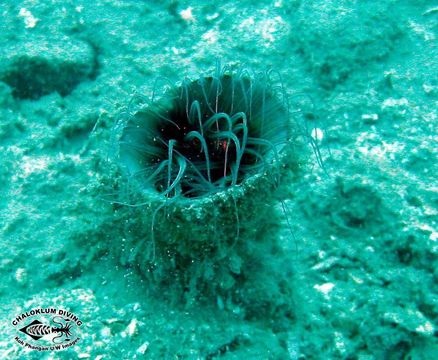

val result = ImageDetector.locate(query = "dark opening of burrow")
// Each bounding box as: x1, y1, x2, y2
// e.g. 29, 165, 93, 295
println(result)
1, 47, 99, 100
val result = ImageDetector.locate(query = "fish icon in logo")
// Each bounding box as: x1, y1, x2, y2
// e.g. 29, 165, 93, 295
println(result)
19, 317, 73, 343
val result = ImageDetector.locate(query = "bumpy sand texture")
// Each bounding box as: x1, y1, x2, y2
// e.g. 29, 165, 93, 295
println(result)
0, 0, 437, 358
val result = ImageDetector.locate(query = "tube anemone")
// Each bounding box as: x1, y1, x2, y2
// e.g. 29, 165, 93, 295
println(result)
113, 65, 304, 319
119, 66, 291, 199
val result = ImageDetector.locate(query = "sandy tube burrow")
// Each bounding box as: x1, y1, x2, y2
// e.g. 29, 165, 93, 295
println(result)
112, 140, 304, 318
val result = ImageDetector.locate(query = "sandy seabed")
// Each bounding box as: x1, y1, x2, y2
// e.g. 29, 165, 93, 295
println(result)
0, 1, 437, 359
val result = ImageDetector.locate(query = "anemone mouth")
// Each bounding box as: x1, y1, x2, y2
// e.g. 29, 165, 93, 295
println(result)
119, 68, 291, 199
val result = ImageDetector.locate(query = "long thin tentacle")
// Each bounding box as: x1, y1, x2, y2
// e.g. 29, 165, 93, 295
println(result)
185, 130, 212, 183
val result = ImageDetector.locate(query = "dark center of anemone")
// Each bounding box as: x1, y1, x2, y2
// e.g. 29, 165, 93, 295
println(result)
119, 72, 290, 198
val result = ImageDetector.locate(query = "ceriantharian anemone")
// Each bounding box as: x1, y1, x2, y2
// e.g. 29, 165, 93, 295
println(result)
118, 65, 292, 200
120, 68, 298, 202
111, 64, 308, 313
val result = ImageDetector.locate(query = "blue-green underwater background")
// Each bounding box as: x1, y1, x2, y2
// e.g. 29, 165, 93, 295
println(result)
0, 0, 437, 359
